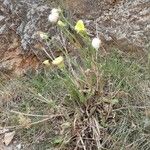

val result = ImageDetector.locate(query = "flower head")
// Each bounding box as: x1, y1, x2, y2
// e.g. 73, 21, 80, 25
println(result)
57, 20, 66, 27
37, 31, 49, 40
48, 12, 59, 23
92, 37, 101, 50
43, 60, 51, 66
48, 8, 61, 23
75, 20, 86, 33
52, 56, 64, 68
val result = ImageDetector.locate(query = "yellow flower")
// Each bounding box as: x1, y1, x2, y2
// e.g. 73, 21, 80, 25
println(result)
43, 60, 51, 66
52, 56, 64, 68
75, 20, 86, 33
57, 20, 66, 27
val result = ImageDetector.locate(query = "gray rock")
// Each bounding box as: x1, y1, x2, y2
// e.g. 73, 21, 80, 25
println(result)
0, 0, 53, 75
98, 0, 150, 51
0, 0, 149, 75
66, 0, 150, 52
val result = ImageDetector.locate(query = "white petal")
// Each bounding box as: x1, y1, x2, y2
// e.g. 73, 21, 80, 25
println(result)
92, 38, 101, 50
51, 8, 61, 14
48, 13, 59, 23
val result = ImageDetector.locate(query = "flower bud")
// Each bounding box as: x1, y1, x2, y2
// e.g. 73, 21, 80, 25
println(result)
48, 12, 59, 23
43, 60, 51, 66
75, 20, 86, 33
57, 20, 66, 27
52, 56, 64, 68
92, 37, 101, 50
37, 31, 49, 40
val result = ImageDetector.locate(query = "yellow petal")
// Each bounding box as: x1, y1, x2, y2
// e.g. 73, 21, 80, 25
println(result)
43, 60, 51, 66
75, 20, 86, 33
52, 56, 63, 65
52, 56, 64, 68
57, 62, 65, 68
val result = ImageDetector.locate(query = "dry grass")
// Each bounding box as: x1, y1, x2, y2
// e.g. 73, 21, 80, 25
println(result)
0, 50, 150, 150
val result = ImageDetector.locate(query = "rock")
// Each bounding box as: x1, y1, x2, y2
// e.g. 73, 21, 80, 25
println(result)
0, 0, 57, 76
4, 131, 16, 146
0, 0, 149, 75
66, 0, 150, 52
0, 29, 39, 76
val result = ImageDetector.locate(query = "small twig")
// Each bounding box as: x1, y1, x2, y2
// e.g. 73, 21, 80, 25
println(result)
29, 117, 51, 126
42, 48, 53, 60
113, 106, 150, 111
78, 133, 86, 150
95, 19, 99, 37
45, 39, 55, 59
9, 110, 49, 118
0, 114, 64, 130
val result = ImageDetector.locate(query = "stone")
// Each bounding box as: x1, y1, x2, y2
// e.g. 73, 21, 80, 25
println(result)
0, 0, 149, 75
0, 0, 54, 75
66, 0, 150, 52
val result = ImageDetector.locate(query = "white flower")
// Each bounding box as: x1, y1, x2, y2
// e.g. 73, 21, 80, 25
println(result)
51, 8, 61, 14
92, 37, 101, 50
48, 8, 61, 23
48, 12, 59, 23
